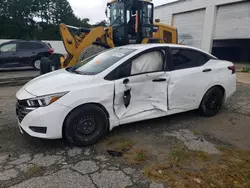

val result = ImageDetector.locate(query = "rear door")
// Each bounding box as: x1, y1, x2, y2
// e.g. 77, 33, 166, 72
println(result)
0, 42, 18, 68
16, 42, 35, 66
168, 47, 217, 110
112, 48, 170, 124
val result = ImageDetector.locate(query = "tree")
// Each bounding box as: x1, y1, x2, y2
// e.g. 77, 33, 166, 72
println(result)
93, 20, 108, 27
0, 0, 93, 40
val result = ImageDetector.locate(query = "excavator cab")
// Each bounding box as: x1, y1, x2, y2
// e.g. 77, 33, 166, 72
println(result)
41, 0, 178, 74
107, 0, 154, 45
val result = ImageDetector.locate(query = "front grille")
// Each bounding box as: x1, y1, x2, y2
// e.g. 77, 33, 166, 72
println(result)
16, 100, 36, 123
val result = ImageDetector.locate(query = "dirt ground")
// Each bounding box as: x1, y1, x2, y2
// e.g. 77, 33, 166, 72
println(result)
0, 83, 250, 188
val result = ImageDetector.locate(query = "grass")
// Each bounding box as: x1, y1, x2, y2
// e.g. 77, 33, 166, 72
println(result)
104, 138, 134, 152
116, 139, 134, 152
192, 130, 201, 136
105, 138, 148, 164
167, 145, 210, 167
124, 149, 148, 164
26, 165, 42, 175
143, 145, 250, 188
242, 66, 250, 73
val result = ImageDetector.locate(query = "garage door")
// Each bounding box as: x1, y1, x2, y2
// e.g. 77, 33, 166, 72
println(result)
214, 1, 250, 40
173, 9, 205, 48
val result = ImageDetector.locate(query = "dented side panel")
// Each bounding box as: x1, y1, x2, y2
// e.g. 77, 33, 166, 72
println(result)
168, 62, 218, 110
114, 72, 169, 123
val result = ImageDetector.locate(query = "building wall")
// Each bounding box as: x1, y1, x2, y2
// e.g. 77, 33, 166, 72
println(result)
155, 0, 246, 25
214, 2, 250, 40
155, 0, 248, 52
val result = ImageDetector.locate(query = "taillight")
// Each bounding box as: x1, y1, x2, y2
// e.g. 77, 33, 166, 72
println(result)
228, 65, 235, 74
48, 48, 54, 54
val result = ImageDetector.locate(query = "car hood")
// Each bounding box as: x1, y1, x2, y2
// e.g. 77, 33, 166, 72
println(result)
24, 69, 95, 96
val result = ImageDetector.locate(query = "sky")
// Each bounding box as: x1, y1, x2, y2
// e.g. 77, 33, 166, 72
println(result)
68, 0, 177, 24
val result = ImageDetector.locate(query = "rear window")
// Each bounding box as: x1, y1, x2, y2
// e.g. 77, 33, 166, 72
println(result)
71, 48, 135, 75
33, 43, 45, 49
18, 42, 45, 50
46, 43, 52, 48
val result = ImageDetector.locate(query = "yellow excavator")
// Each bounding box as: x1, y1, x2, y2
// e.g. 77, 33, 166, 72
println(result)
58, 0, 178, 68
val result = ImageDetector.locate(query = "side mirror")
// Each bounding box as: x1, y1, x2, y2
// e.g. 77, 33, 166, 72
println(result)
105, 7, 111, 18
105, 8, 108, 17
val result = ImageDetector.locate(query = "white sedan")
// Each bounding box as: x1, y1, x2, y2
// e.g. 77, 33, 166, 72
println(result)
16, 44, 236, 146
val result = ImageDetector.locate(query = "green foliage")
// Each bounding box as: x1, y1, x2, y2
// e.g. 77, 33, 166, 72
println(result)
242, 66, 250, 73
0, 0, 93, 40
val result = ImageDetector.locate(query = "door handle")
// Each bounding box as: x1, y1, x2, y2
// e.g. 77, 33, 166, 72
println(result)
152, 78, 167, 82
203, 68, 212, 72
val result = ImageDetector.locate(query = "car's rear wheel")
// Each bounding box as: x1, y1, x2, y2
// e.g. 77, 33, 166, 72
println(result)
64, 104, 108, 146
199, 87, 224, 117
33, 59, 41, 70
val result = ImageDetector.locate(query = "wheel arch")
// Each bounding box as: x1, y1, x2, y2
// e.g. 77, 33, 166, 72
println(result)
200, 84, 226, 106
62, 102, 110, 138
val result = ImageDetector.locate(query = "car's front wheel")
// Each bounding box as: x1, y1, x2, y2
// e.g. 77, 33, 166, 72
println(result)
64, 104, 109, 146
199, 86, 224, 117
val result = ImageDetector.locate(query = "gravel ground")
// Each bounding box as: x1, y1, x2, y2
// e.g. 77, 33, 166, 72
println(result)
0, 70, 39, 80
0, 83, 250, 188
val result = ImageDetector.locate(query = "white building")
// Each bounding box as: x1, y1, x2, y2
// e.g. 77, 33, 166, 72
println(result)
155, 0, 250, 62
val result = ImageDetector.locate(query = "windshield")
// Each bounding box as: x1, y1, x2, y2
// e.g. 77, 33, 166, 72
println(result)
70, 48, 135, 75
142, 3, 153, 25
109, 2, 125, 26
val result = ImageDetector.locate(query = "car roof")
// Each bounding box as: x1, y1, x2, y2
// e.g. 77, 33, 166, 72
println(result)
5, 40, 44, 44
119, 44, 216, 58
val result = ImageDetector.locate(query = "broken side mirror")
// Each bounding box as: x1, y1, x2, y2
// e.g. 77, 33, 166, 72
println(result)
123, 78, 131, 108
123, 89, 131, 108
123, 78, 130, 85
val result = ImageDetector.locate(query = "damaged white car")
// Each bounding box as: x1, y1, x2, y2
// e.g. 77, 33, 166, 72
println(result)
16, 44, 236, 146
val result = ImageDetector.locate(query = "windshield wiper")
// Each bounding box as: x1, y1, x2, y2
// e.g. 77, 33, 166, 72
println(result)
66, 67, 81, 74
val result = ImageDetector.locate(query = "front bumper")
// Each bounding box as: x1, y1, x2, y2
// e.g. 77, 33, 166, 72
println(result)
17, 102, 72, 139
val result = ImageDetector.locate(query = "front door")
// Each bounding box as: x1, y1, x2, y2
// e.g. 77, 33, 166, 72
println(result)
113, 49, 169, 124
0, 42, 18, 68
168, 47, 217, 110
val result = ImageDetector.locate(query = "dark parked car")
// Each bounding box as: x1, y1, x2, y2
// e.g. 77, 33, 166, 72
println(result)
0, 40, 54, 70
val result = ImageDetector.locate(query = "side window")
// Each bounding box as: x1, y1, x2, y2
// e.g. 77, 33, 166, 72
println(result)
163, 31, 172, 43
0, 43, 17, 52
131, 51, 164, 75
18, 42, 33, 50
171, 48, 208, 70
116, 50, 164, 79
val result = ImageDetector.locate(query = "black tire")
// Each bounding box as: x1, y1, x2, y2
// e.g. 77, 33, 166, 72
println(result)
78, 45, 107, 62
40, 57, 52, 75
199, 87, 224, 117
64, 104, 108, 146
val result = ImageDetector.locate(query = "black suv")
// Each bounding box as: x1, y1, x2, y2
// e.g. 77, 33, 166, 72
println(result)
0, 40, 54, 70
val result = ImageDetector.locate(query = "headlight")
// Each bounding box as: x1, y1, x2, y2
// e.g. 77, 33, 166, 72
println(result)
27, 92, 68, 107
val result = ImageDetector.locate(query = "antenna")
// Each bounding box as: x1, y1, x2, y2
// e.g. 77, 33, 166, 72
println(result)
179, 39, 184, 44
